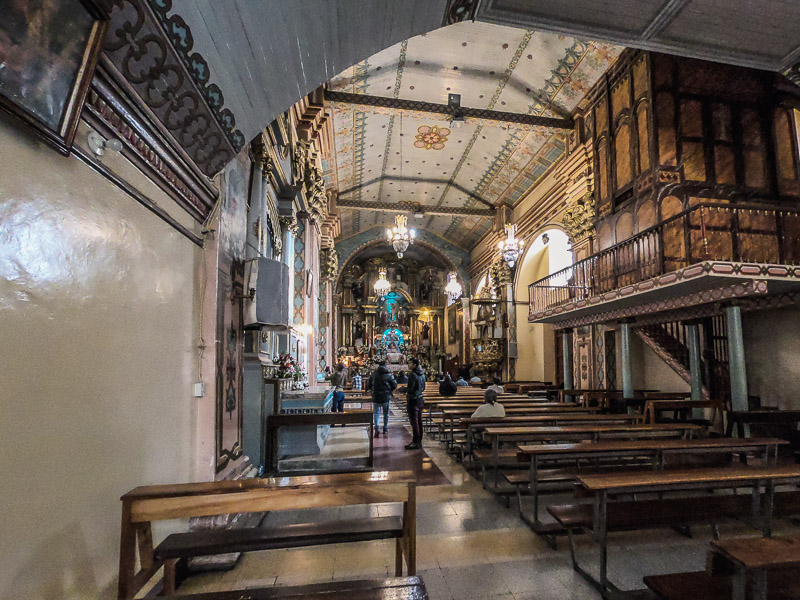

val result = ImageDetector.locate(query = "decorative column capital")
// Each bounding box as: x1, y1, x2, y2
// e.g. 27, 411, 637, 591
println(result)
279, 215, 299, 236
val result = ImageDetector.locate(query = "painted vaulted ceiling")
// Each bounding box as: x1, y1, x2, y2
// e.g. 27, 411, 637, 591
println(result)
325, 21, 622, 249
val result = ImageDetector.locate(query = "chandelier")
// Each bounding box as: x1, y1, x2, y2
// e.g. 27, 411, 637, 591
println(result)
373, 268, 392, 297
445, 271, 462, 303
386, 214, 415, 258
497, 223, 524, 268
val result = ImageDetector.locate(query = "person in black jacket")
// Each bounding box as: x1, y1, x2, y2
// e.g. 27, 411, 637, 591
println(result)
439, 372, 457, 397
405, 357, 426, 450
370, 361, 396, 436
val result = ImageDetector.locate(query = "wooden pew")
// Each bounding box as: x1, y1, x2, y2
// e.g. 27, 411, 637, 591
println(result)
644, 399, 722, 424
514, 438, 786, 547
436, 408, 603, 451
162, 576, 428, 600
727, 410, 800, 459
117, 471, 417, 599
548, 465, 800, 596
479, 423, 702, 490
644, 534, 800, 599
438, 411, 634, 462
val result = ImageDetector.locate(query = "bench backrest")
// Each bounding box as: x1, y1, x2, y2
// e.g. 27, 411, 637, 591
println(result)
123, 470, 415, 523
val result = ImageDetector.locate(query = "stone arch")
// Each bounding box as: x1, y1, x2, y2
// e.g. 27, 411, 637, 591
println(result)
336, 236, 469, 297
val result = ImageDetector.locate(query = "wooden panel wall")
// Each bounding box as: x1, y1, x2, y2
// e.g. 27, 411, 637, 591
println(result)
583, 49, 800, 251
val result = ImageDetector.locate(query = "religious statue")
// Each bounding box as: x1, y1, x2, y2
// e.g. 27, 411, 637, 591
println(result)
353, 323, 364, 346
351, 279, 363, 302
422, 323, 430, 341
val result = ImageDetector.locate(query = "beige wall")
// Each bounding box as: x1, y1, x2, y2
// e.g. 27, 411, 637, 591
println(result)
0, 119, 201, 598
513, 242, 553, 382
628, 335, 691, 393
744, 307, 800, 410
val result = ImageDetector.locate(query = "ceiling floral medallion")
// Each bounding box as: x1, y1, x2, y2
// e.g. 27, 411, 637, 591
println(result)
414, 125, 451, 150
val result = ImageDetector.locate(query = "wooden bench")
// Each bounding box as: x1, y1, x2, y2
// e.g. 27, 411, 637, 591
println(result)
727, 410, 800, 459
513, 437, 784, 548
479, 423, 701, 491
709, 535, 800, 600
436, 407, 603, 450
118, 471, 417, 599
551, 465, 800, 596
643, 537, 800, 599
644, 399, 722, 424
644, 569, 800, 600
161, 576, 428, 600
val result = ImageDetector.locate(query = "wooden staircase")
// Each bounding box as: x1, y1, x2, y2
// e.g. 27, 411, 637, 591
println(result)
635, 317, 731, 405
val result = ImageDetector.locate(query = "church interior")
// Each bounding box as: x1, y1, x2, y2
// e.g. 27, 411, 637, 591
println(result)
6, 1, 800, 599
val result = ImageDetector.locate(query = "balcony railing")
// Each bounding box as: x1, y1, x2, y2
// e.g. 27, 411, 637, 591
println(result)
529, 202, 800, 316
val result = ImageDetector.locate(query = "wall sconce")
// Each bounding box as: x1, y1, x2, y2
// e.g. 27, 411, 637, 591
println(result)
87, 131, 123, 157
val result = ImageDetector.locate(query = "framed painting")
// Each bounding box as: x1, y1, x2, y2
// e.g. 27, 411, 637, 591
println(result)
447, 304, 458, 345
0, 0, 108, 154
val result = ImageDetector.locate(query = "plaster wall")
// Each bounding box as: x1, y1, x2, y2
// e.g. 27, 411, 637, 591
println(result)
0, 119, 200, 598
743, 306, 800, 410
627, 335, 691, 393
513, 245, 553, 382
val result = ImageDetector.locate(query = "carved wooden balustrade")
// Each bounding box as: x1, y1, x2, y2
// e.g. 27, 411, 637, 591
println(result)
529, 202, 800, 316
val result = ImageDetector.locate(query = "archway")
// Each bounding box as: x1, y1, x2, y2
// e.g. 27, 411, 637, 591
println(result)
512, 228, 573, 382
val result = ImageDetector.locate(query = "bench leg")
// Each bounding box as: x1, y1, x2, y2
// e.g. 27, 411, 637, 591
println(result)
162, 559, 178, 596
395, 538, 403, 576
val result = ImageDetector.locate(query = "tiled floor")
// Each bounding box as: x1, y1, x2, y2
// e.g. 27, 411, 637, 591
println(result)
172, 418, 794, 599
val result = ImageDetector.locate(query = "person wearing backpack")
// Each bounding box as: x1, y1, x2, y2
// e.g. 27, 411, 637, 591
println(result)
405, 357, 426, 450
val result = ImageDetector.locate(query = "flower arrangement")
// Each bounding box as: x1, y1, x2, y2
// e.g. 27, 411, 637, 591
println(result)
273, 354, 306, 382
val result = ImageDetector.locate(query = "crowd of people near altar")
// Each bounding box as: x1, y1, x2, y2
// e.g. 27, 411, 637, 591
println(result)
325, 361, 505, 450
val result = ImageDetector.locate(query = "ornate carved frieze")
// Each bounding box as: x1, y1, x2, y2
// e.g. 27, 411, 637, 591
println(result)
83, 70, 217, 221
292, 141, 309, 184
100, 0, 243, 177
304, 162, 329, 224
562, 193, 596, 243
488, 257, 512, 297
320, 247, 339, 280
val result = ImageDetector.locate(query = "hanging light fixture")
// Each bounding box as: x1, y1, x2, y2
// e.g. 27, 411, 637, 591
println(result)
497, 223, 524, 268
445, 271, 462, 303
373, 268, 392, 297
386, 214, 415, 258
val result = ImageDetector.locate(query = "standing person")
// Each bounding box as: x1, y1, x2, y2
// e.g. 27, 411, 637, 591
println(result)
326, 363, 347, 412
370, 361, 396, 436
351, 368, 362, 391
405, 357, 426, 450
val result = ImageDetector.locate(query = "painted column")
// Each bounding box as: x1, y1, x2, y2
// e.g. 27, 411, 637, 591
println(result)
505, 283, 516, 382
620, 321, 633, 400
562, 329, 574, 393
687, 321, 704, 419
726, 305, 749, 412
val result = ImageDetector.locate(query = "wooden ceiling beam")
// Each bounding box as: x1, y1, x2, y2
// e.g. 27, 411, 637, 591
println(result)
336, 199, 494, 218
325, 90, 574, 130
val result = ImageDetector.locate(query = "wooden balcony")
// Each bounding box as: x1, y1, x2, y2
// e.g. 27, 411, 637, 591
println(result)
528, 203, 800, 325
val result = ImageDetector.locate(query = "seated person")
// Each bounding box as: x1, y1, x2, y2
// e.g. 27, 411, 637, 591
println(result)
439, 372, 457, 397
486, 377, 504, 394
395, 370, 409, 384
469, 375, 482, 385
470, 389, 505, 418
456, 375, 469, 387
